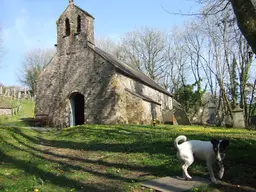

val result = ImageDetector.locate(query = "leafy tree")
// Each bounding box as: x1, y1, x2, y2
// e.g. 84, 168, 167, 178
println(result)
174, 80, 206, 120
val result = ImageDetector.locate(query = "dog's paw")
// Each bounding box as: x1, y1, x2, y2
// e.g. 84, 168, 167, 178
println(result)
218, 170, 224, 179
218, 168, 224, 179
210, 177, 217, 184
185, 176, 192, 181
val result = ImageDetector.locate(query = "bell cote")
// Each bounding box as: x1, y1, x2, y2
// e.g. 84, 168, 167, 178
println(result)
56, 0, 95, 52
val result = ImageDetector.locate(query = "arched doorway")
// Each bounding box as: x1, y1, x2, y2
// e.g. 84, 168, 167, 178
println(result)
69, 92, 85, 126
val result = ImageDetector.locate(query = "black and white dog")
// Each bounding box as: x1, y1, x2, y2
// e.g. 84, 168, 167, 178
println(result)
174, 135, 229, 183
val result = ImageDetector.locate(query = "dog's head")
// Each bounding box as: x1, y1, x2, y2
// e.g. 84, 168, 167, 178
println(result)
211, 139, 230, 162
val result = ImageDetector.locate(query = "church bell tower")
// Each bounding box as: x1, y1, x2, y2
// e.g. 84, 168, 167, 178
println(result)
56, 0, 95, 53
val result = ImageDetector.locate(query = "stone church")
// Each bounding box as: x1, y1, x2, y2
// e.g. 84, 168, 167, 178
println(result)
35, 0, 190, 127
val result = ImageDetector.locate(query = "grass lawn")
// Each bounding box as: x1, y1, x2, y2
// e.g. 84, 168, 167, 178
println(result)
0, 99, 34, 126
0, 124, 255, 192
0, 102, 256, 192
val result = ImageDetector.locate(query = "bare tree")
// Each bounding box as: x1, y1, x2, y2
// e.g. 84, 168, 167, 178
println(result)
229, 0, 256, 54
199, 5, 256, 125
95, 36, 117, 53
164, 1, 256, 126
164, 27, 191, 93
202, 9, 235, 122
167, 0, 256, 53
18, 48, 56, 96
120, 27, 168, 82
201, 1, 256, 126
198, 0, 256, 54
248, 79, 256, 122
95, 36, 126, 61
234, 33, 253, 125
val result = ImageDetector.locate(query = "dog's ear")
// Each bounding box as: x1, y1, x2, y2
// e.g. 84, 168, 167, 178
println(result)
211, 139, 219, 152
221, 140, 230, 148
211, 139, 218, 145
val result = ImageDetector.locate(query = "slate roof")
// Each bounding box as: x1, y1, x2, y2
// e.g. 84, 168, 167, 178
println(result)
57, 2, 172, 97
74, 5, 94, 19
125, 88, 161, 105
94, 47, 173, 97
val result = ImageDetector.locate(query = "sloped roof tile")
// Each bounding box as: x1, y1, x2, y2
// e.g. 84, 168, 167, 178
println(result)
94, 47, 173, 97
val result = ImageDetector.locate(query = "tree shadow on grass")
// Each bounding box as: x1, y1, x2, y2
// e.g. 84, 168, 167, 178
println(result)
3, 126, 256, 191
8, 136, 145, 182
0, 139, 134, 192
10, 126, 176, 156
0, 127, 183, 191
0, 147, 123, 192
11, 134, 177, 177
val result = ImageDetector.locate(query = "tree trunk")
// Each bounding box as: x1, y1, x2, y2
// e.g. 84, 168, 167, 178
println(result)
230, 0, 256, 53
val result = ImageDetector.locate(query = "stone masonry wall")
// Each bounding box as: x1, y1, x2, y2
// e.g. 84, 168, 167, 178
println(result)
57, 4, 94, 56
35, 46, 119, 127
36, 47, 172, 127
112, 73, 172, 124
0, 108, 12, 116
35, 3, 173, 127
35, 4, 118, 127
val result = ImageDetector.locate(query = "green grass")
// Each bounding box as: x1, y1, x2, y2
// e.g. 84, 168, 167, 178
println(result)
0, 96, 19, 108
0, 123, 255, 192
0, 99, 34, 126
0, 103, 255, 191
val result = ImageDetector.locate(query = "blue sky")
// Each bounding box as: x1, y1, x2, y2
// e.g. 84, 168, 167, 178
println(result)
0, 0, 200, 86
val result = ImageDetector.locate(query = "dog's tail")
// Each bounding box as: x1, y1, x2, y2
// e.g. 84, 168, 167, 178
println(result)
174, 135, 187, 149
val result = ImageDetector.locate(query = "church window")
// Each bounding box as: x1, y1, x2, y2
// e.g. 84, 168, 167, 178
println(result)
65, 18, 70, 36
77, 15, 81, 33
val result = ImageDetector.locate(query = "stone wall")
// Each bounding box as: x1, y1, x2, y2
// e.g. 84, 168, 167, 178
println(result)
0, 108, 12, 116
36, 44, 173, 127
35, 2, 174, 127
36, 3, 120, 127
35, 45, 120, 127
112, 74, 172, 124
57, 4, 94, 56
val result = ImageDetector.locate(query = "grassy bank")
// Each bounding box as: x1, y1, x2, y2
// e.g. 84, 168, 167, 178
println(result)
0, 96, 19, 108
0, 124, 255, 192
0, 99, 34, 126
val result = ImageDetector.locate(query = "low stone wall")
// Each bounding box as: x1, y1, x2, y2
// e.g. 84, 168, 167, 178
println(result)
0, 105, 21, 116
0, 108, 12, 115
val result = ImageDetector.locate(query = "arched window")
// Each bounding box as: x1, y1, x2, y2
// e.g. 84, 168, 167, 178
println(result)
65, 18, 70, 36
77, 15, 81, 33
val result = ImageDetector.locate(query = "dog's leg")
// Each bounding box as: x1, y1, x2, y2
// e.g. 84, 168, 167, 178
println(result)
182, 164, 192, 180
182, 157, 194, 180
217, 161, 224, 179
178, 152, 189, 180
179, 159, 186, 179
207, 161, 217, 183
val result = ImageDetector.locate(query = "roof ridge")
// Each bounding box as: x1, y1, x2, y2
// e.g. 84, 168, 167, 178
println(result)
56, 3, 94, 23
93, 47, 173, 97
73, 4, 95, 19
